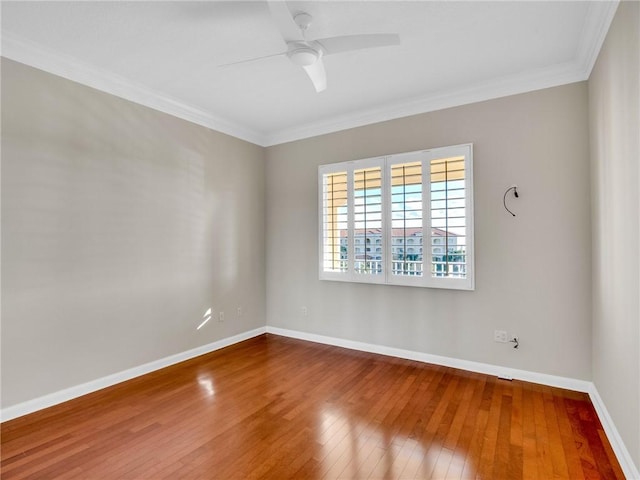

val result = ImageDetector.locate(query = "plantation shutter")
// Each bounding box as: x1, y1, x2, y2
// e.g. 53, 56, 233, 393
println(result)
425, 144, 474, 290
353, 161, 384, 281
319, 168, 348, 278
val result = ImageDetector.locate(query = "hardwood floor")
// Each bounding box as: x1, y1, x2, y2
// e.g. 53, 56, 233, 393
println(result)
1, 334, 624, 479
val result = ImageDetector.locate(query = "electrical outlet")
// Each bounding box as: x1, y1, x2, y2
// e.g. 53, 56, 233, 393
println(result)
494, 330, 508, 343
301, 306, 308, 317
237, 307, 243, 317
219, 311, 225, 323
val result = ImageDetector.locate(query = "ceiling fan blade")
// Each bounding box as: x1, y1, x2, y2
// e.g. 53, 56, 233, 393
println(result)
303, 60, 327, 93
315, 34, 400, 55
218, 51, 286, 68
267, 1, 303, 42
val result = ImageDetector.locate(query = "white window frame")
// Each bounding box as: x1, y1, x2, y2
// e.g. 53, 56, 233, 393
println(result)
318, 143, 474, 290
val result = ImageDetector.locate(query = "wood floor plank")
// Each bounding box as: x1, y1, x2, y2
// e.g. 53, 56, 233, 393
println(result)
532, 383, 555, 478
554, 396, 586, 480
521, 383, 539, 480
0, 334, 625, 479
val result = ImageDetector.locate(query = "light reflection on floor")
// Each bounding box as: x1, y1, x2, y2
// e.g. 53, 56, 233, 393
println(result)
317, 407, 475, 479
197, 373, 215, 397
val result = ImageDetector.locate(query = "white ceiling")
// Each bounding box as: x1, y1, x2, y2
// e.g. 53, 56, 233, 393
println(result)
1, 1, 618, 146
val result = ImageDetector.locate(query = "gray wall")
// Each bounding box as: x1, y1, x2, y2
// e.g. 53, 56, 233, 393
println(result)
265, 82, 592, 380
1, 59, 266, 408
589, 0, 640, 469
2, 17, 638, 469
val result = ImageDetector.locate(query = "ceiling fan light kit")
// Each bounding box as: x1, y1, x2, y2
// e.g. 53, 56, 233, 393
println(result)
222, 2, 400, 93
287, 44, 321, 67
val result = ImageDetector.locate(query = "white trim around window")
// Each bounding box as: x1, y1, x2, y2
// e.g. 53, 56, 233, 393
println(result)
318, 143, 474, 290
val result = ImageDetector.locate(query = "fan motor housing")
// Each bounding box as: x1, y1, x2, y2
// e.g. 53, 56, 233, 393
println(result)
287, 44, 320, 66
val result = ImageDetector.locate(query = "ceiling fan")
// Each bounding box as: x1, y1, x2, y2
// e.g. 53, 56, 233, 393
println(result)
221, 1, 400, 93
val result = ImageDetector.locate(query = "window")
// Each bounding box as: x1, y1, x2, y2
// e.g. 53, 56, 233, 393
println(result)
319, 144, 474, 290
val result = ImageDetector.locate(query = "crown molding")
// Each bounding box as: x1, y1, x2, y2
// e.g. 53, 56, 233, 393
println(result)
264, 1, 619, 146
1, 32, 269, 147
2, 0, 617, 148
263, 61, 586, 146
576, 0, 620, 78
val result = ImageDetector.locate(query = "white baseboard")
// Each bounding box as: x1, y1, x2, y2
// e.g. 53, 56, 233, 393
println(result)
267, 325, 640, 478
266, 326, 591, 392
0, 327, 266, 423
588, 385, 640, 480
3, 324, 637, 478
